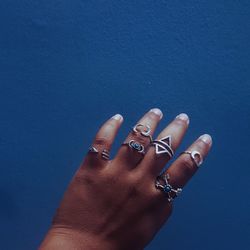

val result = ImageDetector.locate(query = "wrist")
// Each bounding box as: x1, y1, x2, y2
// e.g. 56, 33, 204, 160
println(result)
39, 226, 118, 250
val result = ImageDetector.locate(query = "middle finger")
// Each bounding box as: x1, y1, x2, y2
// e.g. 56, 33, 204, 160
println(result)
114, 108, 163, 169
138, 113, 190, 176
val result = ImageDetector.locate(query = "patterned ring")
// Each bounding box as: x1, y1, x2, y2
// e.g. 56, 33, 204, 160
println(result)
122, 140, 145, 154
155, 174, 182, 202
101, 149, 110, 160
88, 146, 110, 160
152, 135, 174, 158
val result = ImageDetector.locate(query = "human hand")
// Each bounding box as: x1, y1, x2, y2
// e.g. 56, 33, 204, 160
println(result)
39, 109, 212, 250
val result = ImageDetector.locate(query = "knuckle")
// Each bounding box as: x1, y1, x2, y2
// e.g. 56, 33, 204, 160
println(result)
150, 191, 162, 203
94, 137, 108, 146
181, 156, 196, 174
132, 134, 149, 146
144, 183, 163, 202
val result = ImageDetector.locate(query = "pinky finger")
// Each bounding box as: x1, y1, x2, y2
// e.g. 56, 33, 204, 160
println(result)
165, 134, 212, 189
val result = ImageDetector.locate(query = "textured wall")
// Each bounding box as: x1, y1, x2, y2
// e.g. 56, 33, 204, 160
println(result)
0, 1, 250, 249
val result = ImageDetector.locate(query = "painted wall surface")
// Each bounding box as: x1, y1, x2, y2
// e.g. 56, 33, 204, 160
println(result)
0, 1, 250, 249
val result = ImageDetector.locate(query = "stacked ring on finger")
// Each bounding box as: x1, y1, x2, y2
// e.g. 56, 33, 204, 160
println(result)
121, 123, 153, 155
88, 146, 110, 160
133, 123, 153, 142
155, 173, 182, 202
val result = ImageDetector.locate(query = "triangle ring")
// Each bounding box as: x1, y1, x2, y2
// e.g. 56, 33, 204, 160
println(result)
152, 135, 174, 157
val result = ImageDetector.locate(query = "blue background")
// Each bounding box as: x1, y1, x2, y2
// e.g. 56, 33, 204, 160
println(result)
0, 1, 250, 249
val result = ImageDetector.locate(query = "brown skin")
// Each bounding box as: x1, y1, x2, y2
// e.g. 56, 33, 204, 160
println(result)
39, 109, 212, 250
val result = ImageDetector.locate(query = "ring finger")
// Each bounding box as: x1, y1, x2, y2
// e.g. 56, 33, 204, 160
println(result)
152, 134, 212, 204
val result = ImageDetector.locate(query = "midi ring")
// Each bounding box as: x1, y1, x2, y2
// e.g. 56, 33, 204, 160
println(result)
122, 140, 145, 154
133, 124, 153, 142
180, 150, 203, 167
152, 135, 174, 157
88, 146, 110, 160
155, 174, 182, 202
89, 146, 98, 153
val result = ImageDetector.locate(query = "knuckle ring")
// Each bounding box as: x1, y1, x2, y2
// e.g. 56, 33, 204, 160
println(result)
88, 146, 110, 160
152, 135, 174, 157
89, 146, 98, 153
155, 173, 182, 202
122, 140, 145, 154
180, 150, 203, 167
101, 149, 110, 160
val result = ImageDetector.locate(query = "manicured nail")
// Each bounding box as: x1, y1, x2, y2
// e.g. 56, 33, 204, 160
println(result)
176, 113, 189, 124
150, 108, 163, 119
112, 114, 123, 121
199, 134, 212, 146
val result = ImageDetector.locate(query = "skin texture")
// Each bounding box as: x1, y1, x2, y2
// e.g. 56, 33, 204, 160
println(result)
39, 109, 212, 250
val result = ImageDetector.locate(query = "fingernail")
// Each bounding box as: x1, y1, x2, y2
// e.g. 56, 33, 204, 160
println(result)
112, 114, 123, 121
175, 113, 189, 124
150, 108, 163, 119
199, 134, 212, 146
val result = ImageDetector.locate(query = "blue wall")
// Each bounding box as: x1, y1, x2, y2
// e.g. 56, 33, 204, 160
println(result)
1, 1, 250, 249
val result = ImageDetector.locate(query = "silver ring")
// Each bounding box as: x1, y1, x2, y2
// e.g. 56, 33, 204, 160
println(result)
133, 124, 152, 142
89, 146, 98, 153
180, 150, 203, 167
122, 140, 145, 154
152, 135, 174, 157
101, 149, 110, 160
88, 146, 110, 160
155, 174, 182, 202
133, 123, 151, 136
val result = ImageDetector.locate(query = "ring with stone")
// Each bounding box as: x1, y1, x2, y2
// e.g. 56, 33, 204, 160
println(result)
133, 124, 152, 142
122, 140, 145, 154
155, 173, 182, 202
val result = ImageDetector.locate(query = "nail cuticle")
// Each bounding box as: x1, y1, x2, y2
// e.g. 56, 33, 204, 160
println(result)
112, 114, 123, 121
150, 108, 163, 119
199, 134, 212, 146
175, 113, 189, 124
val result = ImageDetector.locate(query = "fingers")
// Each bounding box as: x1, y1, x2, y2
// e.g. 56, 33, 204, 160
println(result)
85, 114, 123, 166
115, 108, 163, 168
138, 113, 190, 175
165, 134, 212, 189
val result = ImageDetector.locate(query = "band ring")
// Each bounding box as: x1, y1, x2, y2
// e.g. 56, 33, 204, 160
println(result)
88, 146, 110, 160
122, 140, 145, 154
101, 149, 110, 160
155, 173, 182, 202
180, 150, 203, 167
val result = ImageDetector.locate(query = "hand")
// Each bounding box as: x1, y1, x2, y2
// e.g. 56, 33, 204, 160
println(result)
39, 109, 212, 250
